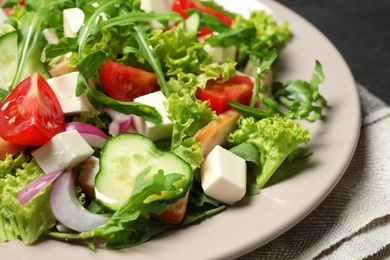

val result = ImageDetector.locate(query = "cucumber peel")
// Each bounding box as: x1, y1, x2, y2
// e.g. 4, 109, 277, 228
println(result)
95, 133, 192, 212
0, 31, 50, 92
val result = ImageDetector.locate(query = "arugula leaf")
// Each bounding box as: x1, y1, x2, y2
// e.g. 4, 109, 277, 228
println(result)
228, 97, 281, 120
274, 60, 327, 121
193, 0, 236, 18
75, 69, 162, 125
229, 61, 327, 122
131, 24, 170, 97
8, 0, 73, 90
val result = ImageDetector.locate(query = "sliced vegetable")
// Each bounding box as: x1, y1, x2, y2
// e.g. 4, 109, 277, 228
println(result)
16, 169, 64, 206
196, 75, 254, 115
0, 31, 50, 92
100, 60, 160, 102
65, 122, 108, 149
50, 169, 109, 232
103, 106, 146, 136
95, 133, 192, 212
0, 72, 65, 146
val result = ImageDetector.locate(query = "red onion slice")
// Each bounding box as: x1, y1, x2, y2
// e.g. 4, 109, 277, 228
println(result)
50, 169, 109, 232
65, 122, 108, 148
104, 107, 146, 136
16, 169, 64, 206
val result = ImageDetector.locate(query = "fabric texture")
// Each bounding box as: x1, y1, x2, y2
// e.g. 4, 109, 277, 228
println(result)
240, 84, 390, 260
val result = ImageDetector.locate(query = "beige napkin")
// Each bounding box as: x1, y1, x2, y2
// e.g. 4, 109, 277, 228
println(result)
240, 84, 390, 259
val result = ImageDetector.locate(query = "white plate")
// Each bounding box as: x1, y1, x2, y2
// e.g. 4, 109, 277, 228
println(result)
0, 0, 360, 259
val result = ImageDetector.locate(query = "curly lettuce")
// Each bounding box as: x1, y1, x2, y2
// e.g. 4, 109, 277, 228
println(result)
228, 115, 311, 189
0, 153, 56, 245
166, 89, 217, 170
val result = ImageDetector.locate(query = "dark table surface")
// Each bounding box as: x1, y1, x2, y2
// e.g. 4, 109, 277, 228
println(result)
276, 0, 390, 105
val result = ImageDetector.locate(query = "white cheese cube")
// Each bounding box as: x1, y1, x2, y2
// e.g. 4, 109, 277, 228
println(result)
141, 0, 175, 13
63, 8, 84, 38
140, 0, 175, 28
42, 28, 60, 44
200, 145, 246, 204
133, 91, 173, 141
47, 71, 91, 115
32, 130, 94, 174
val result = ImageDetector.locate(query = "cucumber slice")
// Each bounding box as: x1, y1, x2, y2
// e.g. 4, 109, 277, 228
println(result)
178, 12, 201, 34
0, 31, 50, 91
95, 133, 192, 212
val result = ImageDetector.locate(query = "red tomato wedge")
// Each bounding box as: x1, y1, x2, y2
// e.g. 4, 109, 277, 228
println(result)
197, 75, 254, 115
172, 0, 234, 37
0, 73, 65, 146
100, 60, 160, 102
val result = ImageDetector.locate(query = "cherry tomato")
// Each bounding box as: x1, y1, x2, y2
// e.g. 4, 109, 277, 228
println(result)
197, 75, 254, 115
100, 60, 160, 102
0, 73, 65, 146
172, 0, 234, 37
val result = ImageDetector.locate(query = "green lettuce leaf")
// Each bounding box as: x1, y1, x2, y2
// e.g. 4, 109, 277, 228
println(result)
0, 153, 56, 245
166, 89, 217, 170
228, 115, 310, 189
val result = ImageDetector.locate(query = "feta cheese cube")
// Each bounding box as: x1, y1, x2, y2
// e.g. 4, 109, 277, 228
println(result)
140, 0, 175, 28
141, 0, 175, 14
63, 8, 84, 38
47, 72, 91, 115
133, 91, 173, 141
42, 28, 60, 44
200, 145, 246, 204
32, 130, 94, 174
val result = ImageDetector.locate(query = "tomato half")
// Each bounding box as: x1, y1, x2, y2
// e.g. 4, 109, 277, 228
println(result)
0, 73, 65, 146
100, 60, 160, 102
197, 75, 254, 115
172, 0, 234, 37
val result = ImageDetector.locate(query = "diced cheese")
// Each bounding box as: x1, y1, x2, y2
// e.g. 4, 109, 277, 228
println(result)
140, 0, 175, 28
133, 91, 173, 141
32, 130, 94, 174
141, 0, 175, 14
63, 8, 84, 38
42, 28, 60, 44
47, 71, 91, 115
200, 145, 246, 204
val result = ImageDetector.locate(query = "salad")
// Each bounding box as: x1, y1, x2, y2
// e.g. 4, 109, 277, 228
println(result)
0, 0, 327, 251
